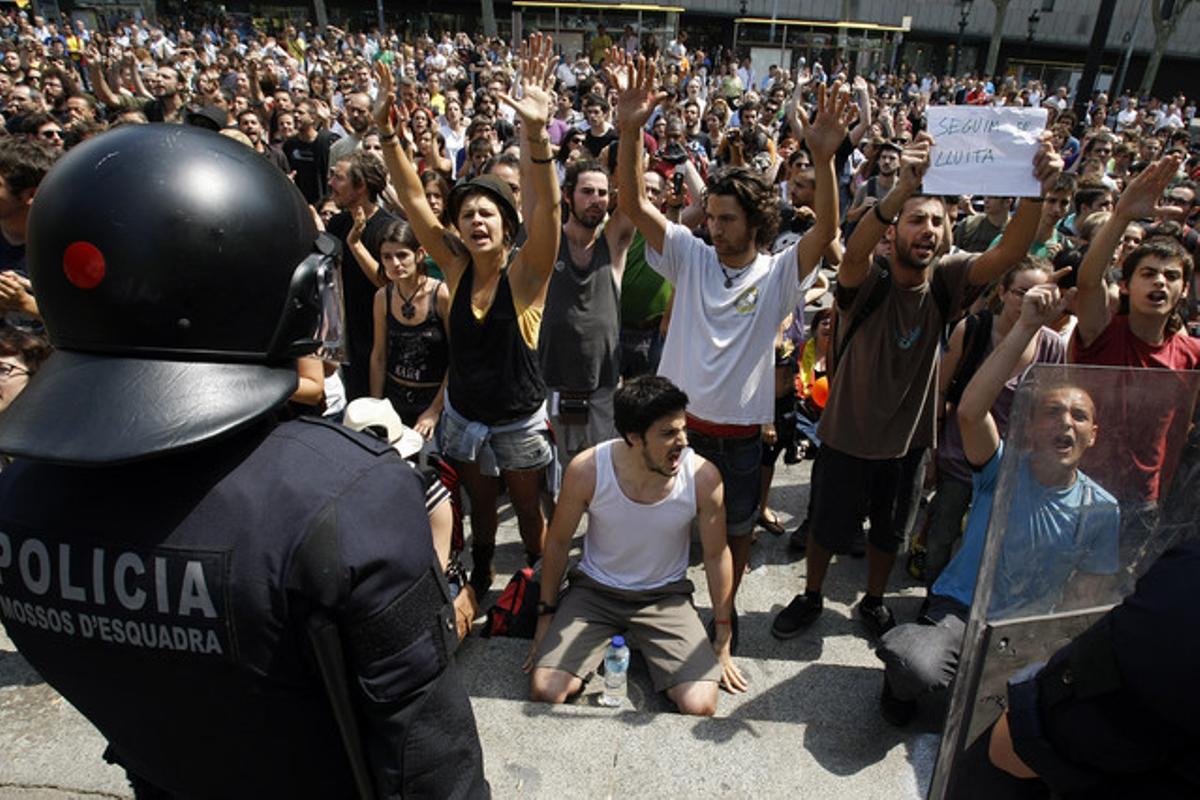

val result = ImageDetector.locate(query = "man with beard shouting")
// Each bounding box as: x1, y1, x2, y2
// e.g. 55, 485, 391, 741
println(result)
540, 158, 636, 464
772, 132, 1064, 643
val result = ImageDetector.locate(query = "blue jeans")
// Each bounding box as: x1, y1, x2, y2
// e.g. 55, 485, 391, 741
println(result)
686, 429, 762, 537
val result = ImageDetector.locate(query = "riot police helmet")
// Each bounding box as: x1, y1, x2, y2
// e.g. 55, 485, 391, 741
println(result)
0, 124, 343, 465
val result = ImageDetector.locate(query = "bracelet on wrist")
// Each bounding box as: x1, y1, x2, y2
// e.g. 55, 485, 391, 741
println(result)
714, 619, 732, 626
530, 154, 554, 164
873, 202, 898, 226
379, 131, 398, 143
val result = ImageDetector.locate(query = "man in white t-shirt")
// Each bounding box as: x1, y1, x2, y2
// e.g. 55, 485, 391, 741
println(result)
613, 53, 853, 644
526, 377, 746, 714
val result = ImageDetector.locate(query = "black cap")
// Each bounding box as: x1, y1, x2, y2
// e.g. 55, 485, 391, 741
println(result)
447, 174, 520, 241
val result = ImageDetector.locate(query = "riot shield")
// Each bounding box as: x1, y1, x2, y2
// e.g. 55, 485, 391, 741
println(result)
928, 364, 1200, 799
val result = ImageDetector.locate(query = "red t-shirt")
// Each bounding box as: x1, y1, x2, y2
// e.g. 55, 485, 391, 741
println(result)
1071, 315, 1200, 502
1071, 313, 1200, 370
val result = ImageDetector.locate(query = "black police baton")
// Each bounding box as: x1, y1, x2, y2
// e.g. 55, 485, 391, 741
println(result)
307, 613, 377, 800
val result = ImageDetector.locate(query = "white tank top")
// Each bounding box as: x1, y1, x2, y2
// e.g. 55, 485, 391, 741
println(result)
577, 440, 697, 591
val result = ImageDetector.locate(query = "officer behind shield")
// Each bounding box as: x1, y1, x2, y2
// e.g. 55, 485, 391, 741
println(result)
877, 281, 1120, 727
0, 124, 488, 798
983, 540, 1200, 799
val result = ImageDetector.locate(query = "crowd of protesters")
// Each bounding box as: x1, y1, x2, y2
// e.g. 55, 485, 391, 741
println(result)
2, 6, 1200, 738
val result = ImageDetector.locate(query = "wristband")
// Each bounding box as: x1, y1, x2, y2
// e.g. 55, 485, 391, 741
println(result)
873, 202, 897, 226
530, 154, 554, 164
379, 131, 398, 143
713, 619, 732, 625
536, 601, 558, 616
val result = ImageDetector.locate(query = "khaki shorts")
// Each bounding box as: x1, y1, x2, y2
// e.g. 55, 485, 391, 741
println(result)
534, 571, 721, 692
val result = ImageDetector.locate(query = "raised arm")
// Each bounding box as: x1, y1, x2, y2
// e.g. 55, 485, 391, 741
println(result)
373, 62, 470, 286
84, 46, 122, 108
679, 156, 708, 230
502, 33, 563, 311
347, 206, 385, 288
968, 138, 1064, 286
1075, 155, 1181, 348
840, 136, 931, 289
796, 80, 856, 281
959, 279, 1073, 468
614, 52, 669, 254
848, 75, 872, 146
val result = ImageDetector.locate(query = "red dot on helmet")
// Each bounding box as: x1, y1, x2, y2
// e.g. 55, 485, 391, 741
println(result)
63, 242, 105, 289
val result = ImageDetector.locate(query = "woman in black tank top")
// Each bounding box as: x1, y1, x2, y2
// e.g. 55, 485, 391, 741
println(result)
373, 37, 563, 595
369, 221, 451, 439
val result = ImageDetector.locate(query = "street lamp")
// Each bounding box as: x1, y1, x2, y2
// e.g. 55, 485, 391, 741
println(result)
1026, 10, 1041, 59
952, 0, 974, 77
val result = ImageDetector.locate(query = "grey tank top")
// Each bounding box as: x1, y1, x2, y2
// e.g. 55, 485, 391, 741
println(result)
539, 230, 621, 391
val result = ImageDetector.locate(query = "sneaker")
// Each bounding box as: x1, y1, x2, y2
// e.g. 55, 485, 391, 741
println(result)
880, 676, 917, 727
771, 593, 823, 639
857, 600, 896, 639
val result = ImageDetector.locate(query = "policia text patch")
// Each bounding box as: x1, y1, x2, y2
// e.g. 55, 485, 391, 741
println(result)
0, 532, 232, 658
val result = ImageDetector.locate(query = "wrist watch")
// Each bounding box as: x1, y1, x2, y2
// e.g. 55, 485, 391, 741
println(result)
536, 601, 557, 616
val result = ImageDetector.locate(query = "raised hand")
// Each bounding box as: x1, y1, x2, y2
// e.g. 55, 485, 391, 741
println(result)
372, 61, 397, 134
1018, 280, 1075, 329
496, 32, 555, 130
1116, 154, 1184, 221
1032, 132, 1065, 196
897, 134, 934, 194
802, 79, 857, 163
784, 69, 816, 138
348, 205, 366, 245
615, 54, 666, 132
601, 45, 631, 93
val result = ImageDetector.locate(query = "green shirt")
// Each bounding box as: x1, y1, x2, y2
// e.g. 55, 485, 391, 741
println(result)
988, 227, 1060, 259
620, 231, 672, 325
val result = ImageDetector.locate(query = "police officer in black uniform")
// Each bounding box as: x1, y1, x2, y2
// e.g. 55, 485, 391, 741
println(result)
0, 124, 488, 798
950, 540, 1200, 800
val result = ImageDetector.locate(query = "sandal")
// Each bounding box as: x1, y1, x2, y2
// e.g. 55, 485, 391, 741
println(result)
758, 511, 786, 536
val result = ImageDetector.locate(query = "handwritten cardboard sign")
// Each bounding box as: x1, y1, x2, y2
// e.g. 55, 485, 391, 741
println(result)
924, 106, 1048, 197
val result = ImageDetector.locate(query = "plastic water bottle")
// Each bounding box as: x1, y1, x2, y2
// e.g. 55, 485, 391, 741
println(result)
599, 635, 630, 707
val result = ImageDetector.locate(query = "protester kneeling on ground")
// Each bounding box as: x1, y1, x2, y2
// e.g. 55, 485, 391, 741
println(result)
524, 376, 748, 716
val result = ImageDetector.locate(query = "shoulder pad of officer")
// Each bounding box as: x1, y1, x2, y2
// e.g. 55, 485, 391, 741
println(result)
293, 415, 395, 456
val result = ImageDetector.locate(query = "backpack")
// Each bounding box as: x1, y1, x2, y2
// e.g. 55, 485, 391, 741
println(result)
943, 309, 995, 410
828, 256, 954, 377
483, 567, 540, 638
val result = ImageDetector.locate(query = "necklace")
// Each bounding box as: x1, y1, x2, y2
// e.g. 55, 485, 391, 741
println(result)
718, 264, 740, 289
396, 277, 425, 319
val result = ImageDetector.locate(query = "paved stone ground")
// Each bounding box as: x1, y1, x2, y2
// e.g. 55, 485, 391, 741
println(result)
0, 459, 945, 799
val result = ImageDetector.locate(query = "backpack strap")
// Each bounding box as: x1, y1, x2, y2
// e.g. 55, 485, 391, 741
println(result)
830, 259, 892, 376
944, 309, 994, 409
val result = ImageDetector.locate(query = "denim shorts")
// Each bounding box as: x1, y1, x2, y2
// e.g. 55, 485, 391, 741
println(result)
686, 429, 762, 537
438, 408, 554, 473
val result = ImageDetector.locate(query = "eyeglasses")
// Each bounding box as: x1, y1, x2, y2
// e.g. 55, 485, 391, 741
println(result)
0, 362, 29, 379
39, 128, 63, 140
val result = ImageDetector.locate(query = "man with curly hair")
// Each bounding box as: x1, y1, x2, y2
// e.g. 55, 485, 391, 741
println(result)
616, 55, 852, 648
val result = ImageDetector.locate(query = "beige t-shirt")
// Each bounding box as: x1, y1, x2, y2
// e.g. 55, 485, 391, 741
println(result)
817, 253, 975, 459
